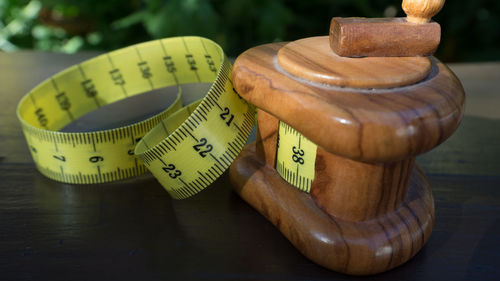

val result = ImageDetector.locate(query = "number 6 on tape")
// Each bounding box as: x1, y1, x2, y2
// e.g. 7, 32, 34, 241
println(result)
17, 36, 255, 199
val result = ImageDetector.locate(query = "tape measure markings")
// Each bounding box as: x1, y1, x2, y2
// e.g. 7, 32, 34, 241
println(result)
158, 42, 179, 85
181, 37, 202, 83
106, 54, 128, 97
135, 58, 254, 198
276, 121, 318, 193
50, 78, 75, 121
17, 37, 228, 187
18, 35, 319, 198
77, 64, 101, 108
134, 47, 155, 90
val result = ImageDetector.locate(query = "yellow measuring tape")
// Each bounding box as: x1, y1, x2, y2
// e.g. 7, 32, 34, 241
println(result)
17, 36, 316, 198
276, 122, 317, 193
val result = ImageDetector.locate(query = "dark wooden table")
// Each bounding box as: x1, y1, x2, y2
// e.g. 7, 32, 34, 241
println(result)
1, 51, 499, 281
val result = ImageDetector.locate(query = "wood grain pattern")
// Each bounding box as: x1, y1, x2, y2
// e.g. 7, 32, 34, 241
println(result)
329, 17, 441, 57
256, 109, 415, 222
278, 36, 432, 88
231, 39, 464, 275
230, 143, 434, 275
311, 153, 415, 222
234, 41, 465, 163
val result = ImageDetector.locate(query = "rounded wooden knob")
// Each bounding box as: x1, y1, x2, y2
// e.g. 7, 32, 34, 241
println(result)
402, 0, 445, 23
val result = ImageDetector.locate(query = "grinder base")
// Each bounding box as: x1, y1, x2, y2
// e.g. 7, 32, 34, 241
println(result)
229, 143, 435, 276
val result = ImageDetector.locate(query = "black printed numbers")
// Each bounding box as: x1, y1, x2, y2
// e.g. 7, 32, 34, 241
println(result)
35, 108, 48, 127
292, 146, 305, 165
52, 155, 104, 163
163, 56, 176, 73
219, 107, 234, 126
109, 69, 125, 86
56, 92, 71, 111
205, 54, 216, 72
89, 156, 104, 163
138, 61, 152, 79
185, 54, 197, 71
193, 138, 213, 158
81, 79, 97, 98
163, 164, 182, 179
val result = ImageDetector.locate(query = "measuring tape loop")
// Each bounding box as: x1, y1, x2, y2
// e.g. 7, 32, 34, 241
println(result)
17, 35, 317, 198
134, 57, 255, 198
17, 36, 254, 195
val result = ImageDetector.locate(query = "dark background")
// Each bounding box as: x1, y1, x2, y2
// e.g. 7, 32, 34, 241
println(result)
1, 0, 499, 62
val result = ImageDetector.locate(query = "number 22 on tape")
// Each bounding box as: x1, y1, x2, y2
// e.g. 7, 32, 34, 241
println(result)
17, 36, 255, 199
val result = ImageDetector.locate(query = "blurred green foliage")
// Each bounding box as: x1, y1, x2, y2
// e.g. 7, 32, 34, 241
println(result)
1, 0, 499, 62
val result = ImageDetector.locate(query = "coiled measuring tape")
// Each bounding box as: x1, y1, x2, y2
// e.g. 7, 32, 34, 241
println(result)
17, 36, 317, 198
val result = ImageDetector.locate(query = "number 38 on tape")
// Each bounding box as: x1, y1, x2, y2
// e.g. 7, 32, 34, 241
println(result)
17, 36, 318, 199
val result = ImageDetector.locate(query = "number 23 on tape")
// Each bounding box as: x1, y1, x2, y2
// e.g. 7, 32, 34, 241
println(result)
17, 36, 255, 198
17, 36, 317, 199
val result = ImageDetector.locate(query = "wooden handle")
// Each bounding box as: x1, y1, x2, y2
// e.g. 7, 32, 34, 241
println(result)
403, 0, 445, 23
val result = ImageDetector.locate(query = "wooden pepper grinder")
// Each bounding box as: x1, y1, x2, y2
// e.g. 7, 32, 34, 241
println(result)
230, 0, 465, 275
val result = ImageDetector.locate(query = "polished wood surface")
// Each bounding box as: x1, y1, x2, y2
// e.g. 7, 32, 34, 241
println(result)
1, 51, 499, 280
232, 10, 465, 271
236, 109, 435, 274
329, 0, 444, 57
255, 109, 418, 223
231, 37, 463, 273
278, 36, 432, 88
329, 17, 440, 57
234, 42, 465, 163
231, 144, 434, 275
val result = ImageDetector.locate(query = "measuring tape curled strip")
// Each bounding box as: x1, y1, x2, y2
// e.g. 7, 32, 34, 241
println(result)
17, 35, 318, 198
16, 36, 254, 195
134, 56, 255, 199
